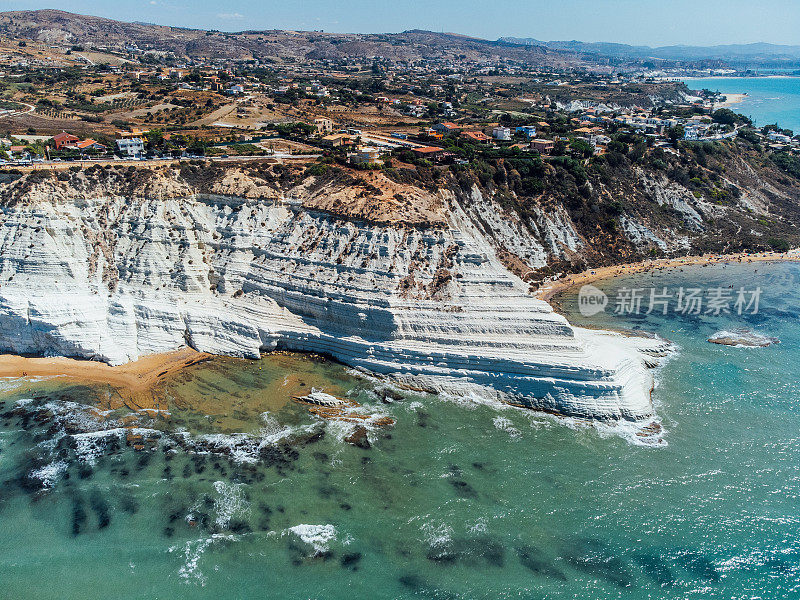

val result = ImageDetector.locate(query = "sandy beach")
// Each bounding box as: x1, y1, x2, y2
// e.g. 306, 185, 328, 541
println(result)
0, 347, 211, 396
716, 92, 748, 108
535, 250, 800, 303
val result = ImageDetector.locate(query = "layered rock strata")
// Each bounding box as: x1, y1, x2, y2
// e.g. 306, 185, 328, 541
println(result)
0, 168, 666, 420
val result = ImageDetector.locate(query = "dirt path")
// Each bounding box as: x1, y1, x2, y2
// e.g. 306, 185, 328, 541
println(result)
190, 102, 239, 126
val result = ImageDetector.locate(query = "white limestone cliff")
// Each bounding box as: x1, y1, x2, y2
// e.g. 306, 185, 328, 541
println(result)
0, 167, 667, 420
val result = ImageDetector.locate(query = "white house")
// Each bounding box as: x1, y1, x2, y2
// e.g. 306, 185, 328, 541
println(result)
492, 126, 511, 141
768, 131, 793, 144
116, 137, 145, 158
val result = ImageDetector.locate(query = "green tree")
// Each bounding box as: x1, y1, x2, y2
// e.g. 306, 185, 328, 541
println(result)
569, 138, 594, 159
552, 139, 569, 156
712, 108, 737, 126
145, 129, 164, 151
667, 125, 685, 144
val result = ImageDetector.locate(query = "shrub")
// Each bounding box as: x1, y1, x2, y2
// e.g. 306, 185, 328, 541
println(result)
651, 158, 667, 170
768, 237, 790, 252
305, 163, 329, 177
771, 153, 800, 180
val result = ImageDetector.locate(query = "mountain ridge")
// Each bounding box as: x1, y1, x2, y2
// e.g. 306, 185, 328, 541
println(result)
0, 9, 574, 66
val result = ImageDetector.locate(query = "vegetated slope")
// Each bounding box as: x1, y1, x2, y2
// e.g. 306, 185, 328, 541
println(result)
2, 136, 798, 283
386, 137, 800, 282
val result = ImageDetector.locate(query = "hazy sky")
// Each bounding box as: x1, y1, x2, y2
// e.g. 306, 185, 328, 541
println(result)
6, 0, 800, 46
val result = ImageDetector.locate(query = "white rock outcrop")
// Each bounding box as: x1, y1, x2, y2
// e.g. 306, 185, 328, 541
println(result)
0, 173, 665, 420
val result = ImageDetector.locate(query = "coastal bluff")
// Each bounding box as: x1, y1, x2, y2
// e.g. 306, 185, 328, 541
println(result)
0, 164, 667, 420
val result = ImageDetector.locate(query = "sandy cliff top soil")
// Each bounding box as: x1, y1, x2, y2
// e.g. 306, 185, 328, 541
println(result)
0, 162, 445, 226
299, 170, 445, 226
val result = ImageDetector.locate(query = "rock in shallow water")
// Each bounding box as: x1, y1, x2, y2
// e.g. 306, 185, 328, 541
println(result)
708, 329, 779, 347
344, 426, 370, 449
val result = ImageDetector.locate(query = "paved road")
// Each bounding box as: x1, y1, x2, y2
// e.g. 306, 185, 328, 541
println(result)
1, 153, 321, 171
4, 102, 36, 117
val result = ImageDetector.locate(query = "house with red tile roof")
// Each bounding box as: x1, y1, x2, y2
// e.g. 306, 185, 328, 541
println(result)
432, 122, 461, 134
52, 132, 79, 150
460, 131, 491, 142
74, 139, 107, 152
412, 146, 444, 158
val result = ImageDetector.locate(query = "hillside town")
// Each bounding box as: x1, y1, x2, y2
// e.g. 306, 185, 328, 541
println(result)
0, 24, 798, 172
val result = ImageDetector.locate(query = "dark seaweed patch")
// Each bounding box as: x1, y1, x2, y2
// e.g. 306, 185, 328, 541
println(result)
136, 452, 152, 470
229, 520, 252, 535
340, 552, 362, 570
448, 479, 477, 499
677, 551, 720, 582
516, 545, 566, 581
192, 455, 207, 474
71, 497, 87, 536
562, 538, 634, 588
89, 489, 110, 529
298, 430, 325, 446
427, 537, 505, 568
632, 551, 674, 586
398, 574, 424, 589
168, 509, 184, 523
14, 472, 44, 494
77, 464, 93, 480
118, 494, 139, 515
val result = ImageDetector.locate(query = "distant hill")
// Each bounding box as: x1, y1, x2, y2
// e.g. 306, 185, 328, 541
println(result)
5, 9, 795, 70
500, 37, 800, 64
0, 9, 580, 67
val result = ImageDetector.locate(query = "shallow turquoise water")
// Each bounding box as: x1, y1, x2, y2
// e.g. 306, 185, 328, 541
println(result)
683, 76, 800, 133
1, 262, 799, 599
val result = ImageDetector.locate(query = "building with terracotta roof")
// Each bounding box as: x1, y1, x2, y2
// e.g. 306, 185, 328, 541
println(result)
432, 122, 461, 134
461, 131, 491, 142
530, 139, 555, 155
412, 146, 444, 158
321, 133, 353, 147
52, 132, 79, 150
74, 139, 107, 152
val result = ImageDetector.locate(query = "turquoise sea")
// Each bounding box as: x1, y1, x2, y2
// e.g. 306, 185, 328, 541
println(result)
1, 261, 800, 599
683, 76, 800, 134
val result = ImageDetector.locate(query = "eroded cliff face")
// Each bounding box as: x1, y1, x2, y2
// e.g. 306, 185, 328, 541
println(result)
449, 145, 800, 282
0, 164, 670, 420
